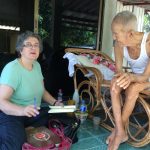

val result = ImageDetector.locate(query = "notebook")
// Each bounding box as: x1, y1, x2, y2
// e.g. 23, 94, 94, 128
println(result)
48, 105, 76, 113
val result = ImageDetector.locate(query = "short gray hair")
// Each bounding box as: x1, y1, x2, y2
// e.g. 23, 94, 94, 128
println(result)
112, 11, 137, 31
16, 31, 43, 53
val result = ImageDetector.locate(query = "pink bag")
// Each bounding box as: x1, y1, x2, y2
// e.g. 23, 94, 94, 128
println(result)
22, 122, 72, 150
48, 119, 72, 150
22, 143, 56, 150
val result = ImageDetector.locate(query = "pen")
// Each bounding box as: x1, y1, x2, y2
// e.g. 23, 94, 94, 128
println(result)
34, 97, 37, 109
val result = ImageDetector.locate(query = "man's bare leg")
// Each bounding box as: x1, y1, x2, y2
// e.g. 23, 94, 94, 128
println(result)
122, 82, 150, 124
106, 79, 121, 145
108, 83, 147, 150
108, 81, 127, 150
106, 128, 116, 144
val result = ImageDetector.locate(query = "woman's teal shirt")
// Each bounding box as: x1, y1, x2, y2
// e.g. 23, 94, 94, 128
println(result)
0, 59, 44, 107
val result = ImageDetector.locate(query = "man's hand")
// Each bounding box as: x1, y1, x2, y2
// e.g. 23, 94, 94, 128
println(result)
114, 72, 131, 89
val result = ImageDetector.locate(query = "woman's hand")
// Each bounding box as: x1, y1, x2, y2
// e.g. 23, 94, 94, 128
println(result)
22, 105, 40, 117
114, 72, 131, 89
54, 100, 64, 106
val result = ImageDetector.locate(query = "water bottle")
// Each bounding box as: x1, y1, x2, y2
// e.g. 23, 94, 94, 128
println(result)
72, 89, 79, 108
80, 100, 87, 113
57, 89, 63, 101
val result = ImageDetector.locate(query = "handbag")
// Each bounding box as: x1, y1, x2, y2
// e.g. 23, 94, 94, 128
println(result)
22, 125, 72, 150
48, 119, 72, 149
49, 116, 80, 144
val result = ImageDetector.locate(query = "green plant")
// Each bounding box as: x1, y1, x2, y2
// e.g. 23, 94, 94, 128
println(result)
143, 13, 150, 32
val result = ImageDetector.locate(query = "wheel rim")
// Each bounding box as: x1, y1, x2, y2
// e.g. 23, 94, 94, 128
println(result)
127, 96, 150, 146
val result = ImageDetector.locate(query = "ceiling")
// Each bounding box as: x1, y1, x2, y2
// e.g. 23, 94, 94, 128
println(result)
0, 0, 34, 28
118, 0, 150, 12
61, 0, 102, 30
61, 0, 150, 31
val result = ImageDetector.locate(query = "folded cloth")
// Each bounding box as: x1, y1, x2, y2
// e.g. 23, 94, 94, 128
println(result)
77, 55, 114, 80
63, 53, 80, 77
64, 53, 114, 80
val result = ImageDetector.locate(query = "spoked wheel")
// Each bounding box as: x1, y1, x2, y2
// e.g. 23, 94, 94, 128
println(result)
127, 96, 150, 147
78, 80, 97, 113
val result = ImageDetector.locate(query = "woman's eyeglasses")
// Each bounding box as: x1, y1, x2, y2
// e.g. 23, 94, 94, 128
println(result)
23, 43, 39, 49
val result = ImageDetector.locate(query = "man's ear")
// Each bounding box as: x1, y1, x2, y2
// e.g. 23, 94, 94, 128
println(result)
128, 30, 134, 38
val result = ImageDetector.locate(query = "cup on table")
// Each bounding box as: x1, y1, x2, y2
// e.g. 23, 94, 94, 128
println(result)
74, 110, 88, 124
67, 99, 75, 117
93, 116, 101, 129
67, 99, 75, 105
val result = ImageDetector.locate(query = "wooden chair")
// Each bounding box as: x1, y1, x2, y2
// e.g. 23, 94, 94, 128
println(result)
65, 47, 150, 147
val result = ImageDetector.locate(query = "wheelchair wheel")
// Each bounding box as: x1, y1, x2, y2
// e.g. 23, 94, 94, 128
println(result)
78, 80, 97, 113
127, 96, 150, 147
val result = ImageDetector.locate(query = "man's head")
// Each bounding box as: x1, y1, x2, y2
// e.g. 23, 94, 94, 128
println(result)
111, 11, 137, 45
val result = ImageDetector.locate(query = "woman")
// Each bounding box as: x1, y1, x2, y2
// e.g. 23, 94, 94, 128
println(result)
0, 31, 63, 149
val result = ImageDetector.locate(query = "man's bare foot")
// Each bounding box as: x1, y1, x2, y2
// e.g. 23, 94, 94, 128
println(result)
107, 132, 128, 150
106, 128, 115, 145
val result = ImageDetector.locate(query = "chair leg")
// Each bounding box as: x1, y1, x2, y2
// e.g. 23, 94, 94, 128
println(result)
78, 80, 97, 113
127, 96, 150, 147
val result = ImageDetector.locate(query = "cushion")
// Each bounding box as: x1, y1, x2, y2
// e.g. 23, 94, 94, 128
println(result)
77, 55, 115, 80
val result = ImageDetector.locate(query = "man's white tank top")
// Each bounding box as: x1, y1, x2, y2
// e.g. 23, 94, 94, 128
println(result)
123, 32, 149, 74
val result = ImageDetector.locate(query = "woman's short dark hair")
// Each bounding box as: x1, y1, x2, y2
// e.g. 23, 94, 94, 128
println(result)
16, 31, 43, 56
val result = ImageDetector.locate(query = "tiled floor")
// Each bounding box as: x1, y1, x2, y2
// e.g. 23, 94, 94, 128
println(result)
71, 119, 150, 150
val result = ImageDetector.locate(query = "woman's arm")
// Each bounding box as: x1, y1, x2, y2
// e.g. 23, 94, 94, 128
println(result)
42, 81, 63, 106
42, 89, 57, 105
0, 85, 39, 117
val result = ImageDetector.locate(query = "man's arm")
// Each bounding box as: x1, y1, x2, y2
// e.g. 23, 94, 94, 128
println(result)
114, 42, 124, 73
131, 61, 150, 83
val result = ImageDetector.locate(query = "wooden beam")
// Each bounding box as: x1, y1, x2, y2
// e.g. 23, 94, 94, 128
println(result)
123, 2, 150, 6
62, 15, 97, 24
96, 0, 104, 50
34, 0, 39, 33
61, 25, 97, 32
61, 20, 98, 28
118, 0, 150, 6
62, 10, 98, 21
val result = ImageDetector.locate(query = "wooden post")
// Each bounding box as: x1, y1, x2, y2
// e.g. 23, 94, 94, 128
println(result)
34, 0, 39, 33
96, 0, 104, 50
